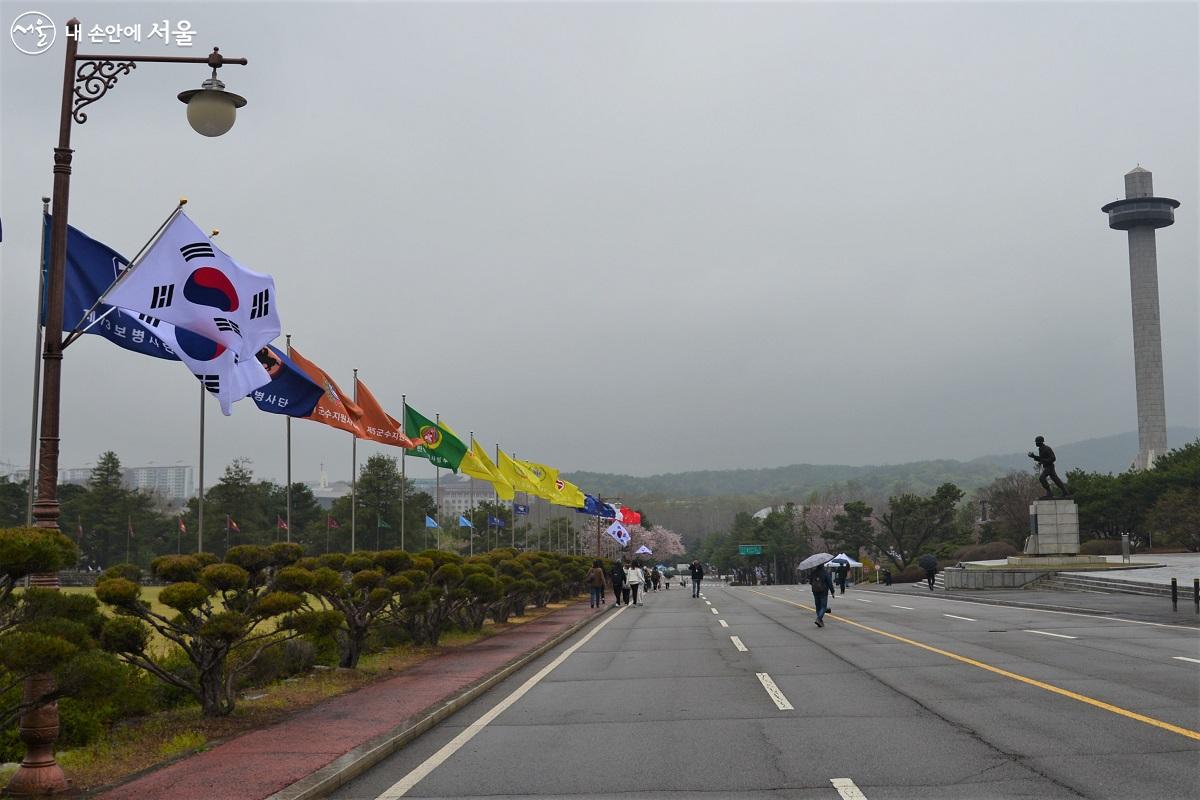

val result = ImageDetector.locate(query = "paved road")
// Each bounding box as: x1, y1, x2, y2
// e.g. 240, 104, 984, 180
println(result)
331, 583, 1200, 799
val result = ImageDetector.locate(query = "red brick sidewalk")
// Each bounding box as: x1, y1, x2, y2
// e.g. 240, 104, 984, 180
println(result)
94, 601, 602, 800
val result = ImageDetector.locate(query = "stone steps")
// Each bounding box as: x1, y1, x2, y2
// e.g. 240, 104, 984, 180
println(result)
1036, 572, 1174, 597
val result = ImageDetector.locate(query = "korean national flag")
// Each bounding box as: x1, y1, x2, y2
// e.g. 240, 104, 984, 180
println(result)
106, 211, 280, 361
145, 313, 271, 415
605, 521, 630, 546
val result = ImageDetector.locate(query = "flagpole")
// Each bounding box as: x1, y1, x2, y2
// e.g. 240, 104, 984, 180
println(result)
126, 515, 131, 563
494, 444, 500, 552
198, 385, 205, 554
512, 452, 518, 550
351, 368, 357, 553
469, 432, 475, 557
325, 514, 330, 554
435, 413, 441, 551
400, 394, 406, 552
25, 198, 52, 526
285, 334, 292, 543
225, 514, 230, 554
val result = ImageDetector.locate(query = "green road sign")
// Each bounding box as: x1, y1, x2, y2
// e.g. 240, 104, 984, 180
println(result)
738, 544, 764, 556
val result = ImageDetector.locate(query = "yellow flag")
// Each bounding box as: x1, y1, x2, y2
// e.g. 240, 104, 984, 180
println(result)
548, 477, 586, 509
517, 459, 559, 499
497, 449, 542, 495
461, 440, 514, 501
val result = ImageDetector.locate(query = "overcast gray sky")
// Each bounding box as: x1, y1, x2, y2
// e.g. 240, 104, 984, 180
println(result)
2, 1, 1197, 486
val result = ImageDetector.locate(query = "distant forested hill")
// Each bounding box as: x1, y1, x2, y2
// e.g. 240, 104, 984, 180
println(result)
562, 428, 1199, 541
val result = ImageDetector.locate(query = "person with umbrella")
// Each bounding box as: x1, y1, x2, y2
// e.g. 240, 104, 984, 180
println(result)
800, 553, 836, 628
919, 554, 938, 591
610, 559, 628, 606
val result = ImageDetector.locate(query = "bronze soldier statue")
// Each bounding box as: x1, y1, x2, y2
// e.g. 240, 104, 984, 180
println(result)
1028, 435, 1070, 499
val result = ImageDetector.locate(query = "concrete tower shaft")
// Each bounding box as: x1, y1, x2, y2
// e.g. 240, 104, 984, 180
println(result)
1102, 167, 1178, 469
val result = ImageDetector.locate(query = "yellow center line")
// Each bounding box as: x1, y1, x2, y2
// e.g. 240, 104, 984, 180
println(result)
750, 588, 1200, 742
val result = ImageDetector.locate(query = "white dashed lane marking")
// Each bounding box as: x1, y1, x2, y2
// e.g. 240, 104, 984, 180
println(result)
1173, 656, 1200, 664
1025, 629, 1077, 640
944, 614, 976, 621
718, 619, 729, 628
755, 672, 794, 710
730, 635, 748, 652
711, 608, 719, 615
891, 605, 914, 610
856, 598, 873, 603
831, 777, 869, 799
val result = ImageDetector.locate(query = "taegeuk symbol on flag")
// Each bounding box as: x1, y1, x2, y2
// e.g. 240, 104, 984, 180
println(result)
106, 209, 281, 362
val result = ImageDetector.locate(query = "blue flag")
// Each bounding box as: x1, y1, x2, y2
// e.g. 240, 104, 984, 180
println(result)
248, 345, 323, 418
43, 215, 174, 360
576, 495, 603, 516
488, 515, 505, 528
425, 515, 439, 528
458, 515, 472, 528
513, 503, 530, 515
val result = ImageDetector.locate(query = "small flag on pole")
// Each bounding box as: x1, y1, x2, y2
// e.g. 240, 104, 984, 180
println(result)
377, 515, 390, 528
425, 515, 439, 528
635, 545, 653, 555
513, 503, 530, 515
487, 515, 505, 529
178, 517, 187, 534
327, 516, 340, 529
277, 516, 289, 531
458, 515, 473, 528
227, 515, 240, 533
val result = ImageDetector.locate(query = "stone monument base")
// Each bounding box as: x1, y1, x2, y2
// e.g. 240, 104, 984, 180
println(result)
1006, 554, 1107, 568
1023, 498, 1080, 556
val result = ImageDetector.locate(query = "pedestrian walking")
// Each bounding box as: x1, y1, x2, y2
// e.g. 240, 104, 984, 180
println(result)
809, 562, 834, 627
919, 554, 938, 591
835, 562, 849, 595
650, 567, 662, 592
610, 559, 627, 606
925, 564, 937, 591
627, 560, 646, 606
585, 560, 606, 609
689, 559, 704, 598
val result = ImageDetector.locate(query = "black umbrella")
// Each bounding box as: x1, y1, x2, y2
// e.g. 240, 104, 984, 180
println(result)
918, 554, 938, 570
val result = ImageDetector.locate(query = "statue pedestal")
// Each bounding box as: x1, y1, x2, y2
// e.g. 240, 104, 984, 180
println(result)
1023, 499, 1079, 556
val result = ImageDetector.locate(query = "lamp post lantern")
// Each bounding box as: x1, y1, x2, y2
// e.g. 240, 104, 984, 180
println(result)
10, 20, 248, 796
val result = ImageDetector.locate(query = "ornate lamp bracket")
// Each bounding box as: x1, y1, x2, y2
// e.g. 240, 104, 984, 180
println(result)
73, 60, 137, 124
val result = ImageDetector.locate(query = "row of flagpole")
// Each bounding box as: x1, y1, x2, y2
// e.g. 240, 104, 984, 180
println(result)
26, 199, 642, 561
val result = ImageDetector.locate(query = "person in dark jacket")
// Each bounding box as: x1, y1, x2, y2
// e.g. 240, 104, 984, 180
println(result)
609, 560, 628, 606
835, 562, 849, 595
809, 563, 834, 627
689, 560, 704, 598
925, 564, 937, 591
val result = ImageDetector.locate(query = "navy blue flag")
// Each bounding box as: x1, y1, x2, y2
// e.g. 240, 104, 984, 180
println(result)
488, 515, 506, 528
513, 503, 530, 515
576, 495, 603, 516
43, 214, 175, 360
600, 503, 617, 520
247, 345, 323, 418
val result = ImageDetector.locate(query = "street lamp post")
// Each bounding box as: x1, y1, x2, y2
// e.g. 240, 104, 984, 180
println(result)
11, 20, 248, 796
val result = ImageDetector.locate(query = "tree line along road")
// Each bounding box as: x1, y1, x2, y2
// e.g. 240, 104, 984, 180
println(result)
331, 581, 1200, 800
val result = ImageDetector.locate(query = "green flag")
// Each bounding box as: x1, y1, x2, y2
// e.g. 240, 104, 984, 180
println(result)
377, 515, 390, 529
402, 403, 467, 471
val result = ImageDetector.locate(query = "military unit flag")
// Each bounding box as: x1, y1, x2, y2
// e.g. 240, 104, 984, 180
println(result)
355, 378, 419, 449
288, 346, 365, 436
459, 440, 514, 500
403, 404, 466, 471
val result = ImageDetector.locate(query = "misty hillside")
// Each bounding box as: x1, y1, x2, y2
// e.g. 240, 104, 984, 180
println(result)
564, 427, 1200, 502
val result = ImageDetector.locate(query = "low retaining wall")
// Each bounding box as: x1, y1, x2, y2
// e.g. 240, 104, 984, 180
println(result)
942, 566, 1047, 590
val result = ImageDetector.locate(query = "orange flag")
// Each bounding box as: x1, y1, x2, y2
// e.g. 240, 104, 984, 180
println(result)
355, 378, 419, 449
288, 346, 365, 436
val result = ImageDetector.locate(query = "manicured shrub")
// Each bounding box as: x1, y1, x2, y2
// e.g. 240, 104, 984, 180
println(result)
1080, 539, 1122, 555
954, 541, 1019, 561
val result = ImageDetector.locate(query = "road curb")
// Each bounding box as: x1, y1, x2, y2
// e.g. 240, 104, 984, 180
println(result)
856, 586, 1200, 625
264, 603, 610, 800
